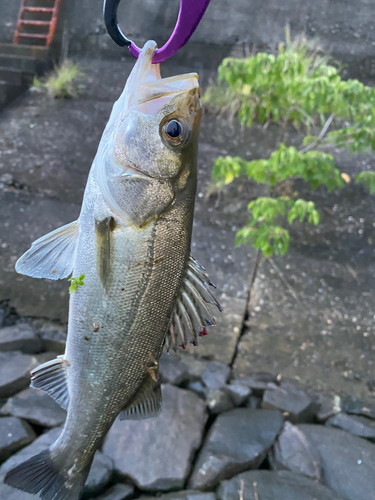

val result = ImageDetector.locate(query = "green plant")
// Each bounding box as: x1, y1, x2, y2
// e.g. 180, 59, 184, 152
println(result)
205, 28, 375, 257
33, 60, 85, 98
68, 274, 85, 294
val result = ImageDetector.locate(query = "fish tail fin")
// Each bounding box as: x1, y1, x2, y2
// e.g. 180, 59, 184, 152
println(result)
4, 448, 87, 500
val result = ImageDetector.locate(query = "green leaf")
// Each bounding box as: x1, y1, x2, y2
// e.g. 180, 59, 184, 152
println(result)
206, 32, 375, 260
68, 274, 85, 294
356, 171, 375, 194
212, 156, 245, 185
205, 33, 375, 133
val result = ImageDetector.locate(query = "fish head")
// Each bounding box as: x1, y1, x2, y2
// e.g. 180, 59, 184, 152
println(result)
96, 41, 201, 227
114, 76, 201, 180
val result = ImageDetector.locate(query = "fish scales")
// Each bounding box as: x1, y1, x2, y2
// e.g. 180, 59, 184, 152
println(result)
61, 177, 195, 461
5, 41, 219, 500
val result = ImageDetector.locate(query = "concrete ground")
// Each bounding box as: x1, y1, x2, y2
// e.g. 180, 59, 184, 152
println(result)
0, 57, 375, 404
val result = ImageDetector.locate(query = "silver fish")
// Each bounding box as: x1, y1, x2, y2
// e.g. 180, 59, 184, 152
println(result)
5, 41, 220, 500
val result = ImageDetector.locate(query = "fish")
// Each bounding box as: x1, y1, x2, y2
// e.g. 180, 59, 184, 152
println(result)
4, 40, 220, 500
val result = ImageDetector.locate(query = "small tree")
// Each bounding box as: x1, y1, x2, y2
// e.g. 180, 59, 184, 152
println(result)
204, 30, 375, 257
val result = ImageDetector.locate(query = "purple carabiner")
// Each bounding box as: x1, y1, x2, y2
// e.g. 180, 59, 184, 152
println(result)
104, 0, 211, 64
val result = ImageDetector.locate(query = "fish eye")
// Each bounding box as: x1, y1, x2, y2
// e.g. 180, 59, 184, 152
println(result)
166, 120, 182, 139
161, 118, 189, 147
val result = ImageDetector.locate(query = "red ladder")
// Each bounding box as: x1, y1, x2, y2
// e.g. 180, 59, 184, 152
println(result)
13, 0, 63, 47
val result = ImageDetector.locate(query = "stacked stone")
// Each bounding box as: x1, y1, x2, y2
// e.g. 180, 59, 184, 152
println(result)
1, 318, 375, 500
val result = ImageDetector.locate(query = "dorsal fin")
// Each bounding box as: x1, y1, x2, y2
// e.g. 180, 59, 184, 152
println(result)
120, 375, 162, 420
164, 255, 221, 352
15, 221, 79, 280
30, 356, 70, 410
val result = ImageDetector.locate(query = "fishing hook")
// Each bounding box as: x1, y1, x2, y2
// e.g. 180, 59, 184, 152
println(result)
103, 0, 211, 63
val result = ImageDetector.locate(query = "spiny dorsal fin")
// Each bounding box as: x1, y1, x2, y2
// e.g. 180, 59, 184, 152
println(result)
120, 376, 162, 420
15, 221, 79, 280
164, 255, 221, 352
30, 356, 69, 411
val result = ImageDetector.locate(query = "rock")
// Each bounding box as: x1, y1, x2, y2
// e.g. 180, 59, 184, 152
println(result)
189, 408, 284, 490
165, 356, 233, 390
246, 396, 262, 409
139, 491, 216, 500
206, 389, 234, 414
159, 353, 190, 385
188, 381, 208, 399
270, 421, 321, 480
0, 308, 5, 328
166, 493, 216, 500
224, 384, 251, 406
201, 362, 231, 390
343, 397, 375, 420
161, 355, 211, 387
91, 483, 135, 500
0, 174, 14, 186
103, 384, 207, 491
0, 417, 36, 463
0, 324, 41, 354
32, 320, 67, 354
0, 427, 62, 500
326, 412, 375, 441
316, 394, 342, 423
216, 470, 347, 500
184, 357, 210, 380
84, 451, 114, 495
262, 382, 318, 423
0, 352, 42, 398
0, 388, 66, 427
232, 373, 279, 396
299, 424, 375, 500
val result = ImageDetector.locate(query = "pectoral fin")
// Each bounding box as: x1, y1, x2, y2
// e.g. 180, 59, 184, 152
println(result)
120, 375, 162, 420
15, 221, 79, 280
95, 216, 115, 290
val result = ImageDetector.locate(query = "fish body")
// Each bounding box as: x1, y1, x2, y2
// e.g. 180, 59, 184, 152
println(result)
5, 41, 219, 500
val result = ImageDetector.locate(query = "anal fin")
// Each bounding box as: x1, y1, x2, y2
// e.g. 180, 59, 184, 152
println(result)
30, 356, 69, 411
15, 220, 79, 280
120, 375, 162, 421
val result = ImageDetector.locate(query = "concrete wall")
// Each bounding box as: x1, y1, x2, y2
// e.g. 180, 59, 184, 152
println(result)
1, 1, 21, 44
2, 0, 375, 78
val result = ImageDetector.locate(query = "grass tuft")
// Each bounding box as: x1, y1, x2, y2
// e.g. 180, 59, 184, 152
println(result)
33, 60, 85, 99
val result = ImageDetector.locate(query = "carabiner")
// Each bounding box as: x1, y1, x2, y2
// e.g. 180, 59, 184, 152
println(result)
103, 0, 131, 47
103, 0, 211, 63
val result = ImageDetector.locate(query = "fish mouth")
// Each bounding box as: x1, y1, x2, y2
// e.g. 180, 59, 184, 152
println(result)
137, 73, 199, 106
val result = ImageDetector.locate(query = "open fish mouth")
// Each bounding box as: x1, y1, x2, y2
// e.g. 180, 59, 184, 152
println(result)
137, 73, 199, 105
133, 73, 200, 117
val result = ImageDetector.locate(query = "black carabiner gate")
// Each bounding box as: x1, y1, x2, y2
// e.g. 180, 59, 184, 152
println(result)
103, 0, 132, 47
